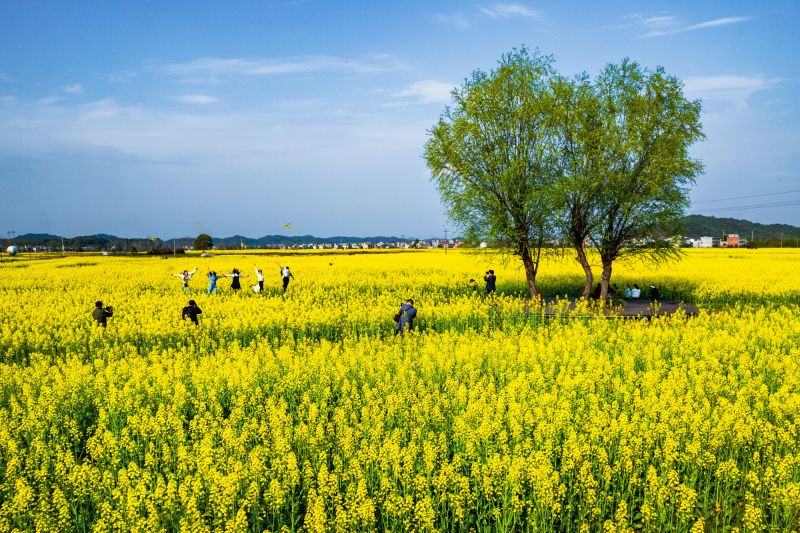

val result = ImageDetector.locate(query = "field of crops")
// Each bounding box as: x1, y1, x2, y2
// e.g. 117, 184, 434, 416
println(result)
1, 248, 799, 532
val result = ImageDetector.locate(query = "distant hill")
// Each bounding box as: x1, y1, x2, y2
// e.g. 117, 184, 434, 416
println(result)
8, 232, 421, 250
14, 233, 62, 242
683, 215, 800, 242
214, 234, 415, 246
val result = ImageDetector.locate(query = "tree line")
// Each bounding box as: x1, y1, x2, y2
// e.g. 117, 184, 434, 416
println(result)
424, 47, 704, 300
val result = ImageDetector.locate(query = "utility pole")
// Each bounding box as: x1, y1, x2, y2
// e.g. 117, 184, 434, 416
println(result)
443, 228, 448, 255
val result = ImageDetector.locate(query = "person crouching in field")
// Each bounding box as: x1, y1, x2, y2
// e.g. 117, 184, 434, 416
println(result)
92, 301, 113, 328
182, 300, 202, 326
394, 299, 417, 336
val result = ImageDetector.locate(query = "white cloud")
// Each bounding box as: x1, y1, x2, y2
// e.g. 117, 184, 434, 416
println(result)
631, 13, 750, 38
0, 95, 441, 236
479, 3, 541, 19
174, 94, 219, 105
684, 75, 782, 110
683, 16, 750, 31
434, 12, 471, 29
159, 54, 404, 82
64, 83, 84, 94
108, 70, 138, 83
393, 80, 454, 104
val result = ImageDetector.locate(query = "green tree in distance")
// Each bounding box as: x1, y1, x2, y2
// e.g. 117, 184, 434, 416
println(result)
424, 47, 561, 298
194, 233, 213, 251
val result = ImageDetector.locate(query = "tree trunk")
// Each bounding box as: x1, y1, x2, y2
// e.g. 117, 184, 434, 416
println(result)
575, 244, 593, 300
599, 261, 612, 302
520, 247, 541, 299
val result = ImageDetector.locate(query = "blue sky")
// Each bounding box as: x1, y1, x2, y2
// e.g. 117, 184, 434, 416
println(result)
0, 0, 798, 238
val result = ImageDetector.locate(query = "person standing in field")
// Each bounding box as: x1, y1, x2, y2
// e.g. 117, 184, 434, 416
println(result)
280, 265, 294, 293
182, 299, 202, 326
206, 270, 224, 295
92, 301, 113, 328
394, 299, 417, 336
227, 268, 247, 293
484, 270, 497, 295
172, 268, 198, 293
254, 265, 264, 293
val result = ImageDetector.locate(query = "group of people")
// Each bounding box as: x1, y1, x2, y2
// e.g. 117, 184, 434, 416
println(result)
172, 265, 294, 295
92, 266, 501, 334
590, 282, 660, 300
468, 270, 497, 295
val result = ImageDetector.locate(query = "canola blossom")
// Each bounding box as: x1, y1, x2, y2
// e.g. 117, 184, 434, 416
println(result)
0, 249, 799, 532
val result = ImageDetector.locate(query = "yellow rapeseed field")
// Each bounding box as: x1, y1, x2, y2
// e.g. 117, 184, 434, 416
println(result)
0, 249, 798, 532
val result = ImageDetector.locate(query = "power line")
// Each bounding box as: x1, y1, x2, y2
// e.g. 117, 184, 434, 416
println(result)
693, 199, 800, 213
692, 188, 800, 204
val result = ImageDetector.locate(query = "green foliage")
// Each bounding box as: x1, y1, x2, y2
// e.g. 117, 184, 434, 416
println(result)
194, 233, 213, 251
587, 59, 704, 297
424, 47, 562, 297
425, 49, 705, 299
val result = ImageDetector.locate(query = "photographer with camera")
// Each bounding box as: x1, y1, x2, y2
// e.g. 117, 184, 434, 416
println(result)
92, 301, 114, 328
394, 299, 417, 336
484, 269, 497, 295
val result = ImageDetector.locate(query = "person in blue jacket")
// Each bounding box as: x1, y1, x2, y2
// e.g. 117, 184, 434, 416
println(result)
206, 270, 224, 295
394, 299, 417, 336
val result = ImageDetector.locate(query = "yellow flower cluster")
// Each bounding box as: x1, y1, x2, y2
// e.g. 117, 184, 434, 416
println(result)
0, 249, 798, 531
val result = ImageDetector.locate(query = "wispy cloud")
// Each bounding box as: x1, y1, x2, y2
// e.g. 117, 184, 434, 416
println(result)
392, 80, 454, 104
0, 73, 15, 83
630, 13, 750, 38
173, 94, 219, 105
64, 83, 84, 94
158, 54, 404, 82
108, 70, 138, 83
479, 3, 541, 19
434, 12, 471, 29
684, 75, 782, 110
683, 16, 750, 31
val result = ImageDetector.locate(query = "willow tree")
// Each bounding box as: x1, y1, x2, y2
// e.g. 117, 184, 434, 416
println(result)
551, 73, 607, 299
591, 59, 704, 300
423, 47, 560, 298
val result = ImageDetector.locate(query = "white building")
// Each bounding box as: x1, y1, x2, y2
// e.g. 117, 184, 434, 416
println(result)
693, 236, 714, 248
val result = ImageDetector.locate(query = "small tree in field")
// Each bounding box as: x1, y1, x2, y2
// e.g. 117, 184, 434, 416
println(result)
424, 47, 561, 299
194, 233, 213, 251
591, 59, 704, 300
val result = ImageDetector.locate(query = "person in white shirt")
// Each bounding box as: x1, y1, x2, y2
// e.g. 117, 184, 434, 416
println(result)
172, 268, 198, 293
631, 284, 641, 299
253, 265, 264, 293
280, 265, 294, 293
